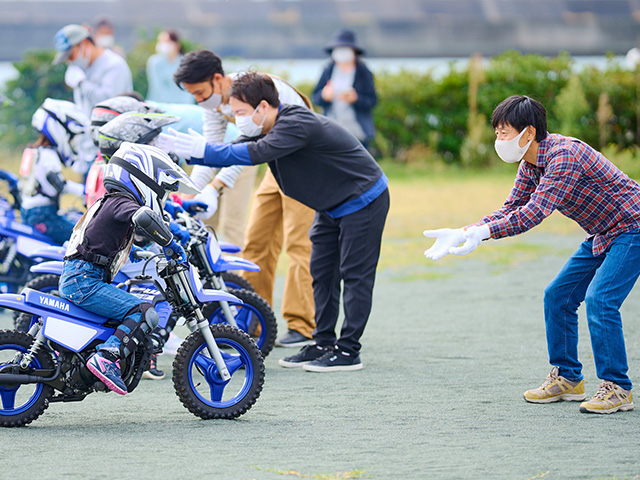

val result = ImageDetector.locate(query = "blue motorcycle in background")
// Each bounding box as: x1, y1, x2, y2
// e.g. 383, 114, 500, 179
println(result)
0, 170, 62, 294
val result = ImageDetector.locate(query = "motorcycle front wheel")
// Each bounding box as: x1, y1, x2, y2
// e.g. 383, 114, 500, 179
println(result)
172, 324, 264, 420
0, 330, 54, 427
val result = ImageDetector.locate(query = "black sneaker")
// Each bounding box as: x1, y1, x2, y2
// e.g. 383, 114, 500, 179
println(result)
302, 348, 363, 372
142, 354, 165, 380
275, 329, 315, 348
278, 344, 333, 368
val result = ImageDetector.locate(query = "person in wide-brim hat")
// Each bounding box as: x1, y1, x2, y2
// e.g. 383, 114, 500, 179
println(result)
324, 28, 365, 55
314, 28, 377, 145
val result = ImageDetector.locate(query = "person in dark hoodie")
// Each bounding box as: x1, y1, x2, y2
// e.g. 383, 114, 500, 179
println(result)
312, 28, 377, 148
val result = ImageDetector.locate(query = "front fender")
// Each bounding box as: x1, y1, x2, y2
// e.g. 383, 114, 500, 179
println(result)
30, 261, 64, 275
27, 244, 66, 261
213, 255, 260, 273
218, 241, 241, 254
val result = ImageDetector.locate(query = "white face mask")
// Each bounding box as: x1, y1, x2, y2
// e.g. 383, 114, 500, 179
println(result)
332, 47, 355, 64
69, 43, 90, 70
494, 127, 533, 163
236, 104, 265, 137
95, 35, 115, 49
155, 41, 174, 58
197, 83, 222, 111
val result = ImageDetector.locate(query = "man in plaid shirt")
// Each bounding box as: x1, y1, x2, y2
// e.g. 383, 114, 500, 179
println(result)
424, 95, 640, 414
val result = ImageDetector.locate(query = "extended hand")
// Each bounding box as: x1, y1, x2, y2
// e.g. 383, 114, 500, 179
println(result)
422, 228, 466, 261
190, 184, 218, 220
163, 239, 188, 264
65, 66, 86, 88
181, 198, 209, 216
166, 127, 206, 161
169, 221, 190, 246
449, 225, 491, 256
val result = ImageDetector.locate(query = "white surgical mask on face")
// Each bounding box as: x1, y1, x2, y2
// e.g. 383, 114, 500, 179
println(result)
96, 35, 115, 49
70, 43, 90, 70
155, 41, 174, 58
494, 127, 533, 163
236, 104, 265, 137
331, 47, 355, 64
197, 83, 222, 111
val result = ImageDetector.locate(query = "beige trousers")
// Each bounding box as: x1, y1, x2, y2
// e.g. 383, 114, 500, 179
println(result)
208, 166, 258, 248
241, 169, 316, 337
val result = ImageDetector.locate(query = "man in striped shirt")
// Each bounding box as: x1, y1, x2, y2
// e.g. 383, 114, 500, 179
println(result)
424, 95, 640, 414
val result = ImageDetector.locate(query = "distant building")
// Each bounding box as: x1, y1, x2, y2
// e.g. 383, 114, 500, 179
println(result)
1, 0, 640, 60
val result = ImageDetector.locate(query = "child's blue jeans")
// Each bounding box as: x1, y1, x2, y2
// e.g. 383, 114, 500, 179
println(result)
59, 258, 143, 352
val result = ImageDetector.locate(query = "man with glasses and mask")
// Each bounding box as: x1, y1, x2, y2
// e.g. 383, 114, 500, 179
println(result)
423, 95, 640, 415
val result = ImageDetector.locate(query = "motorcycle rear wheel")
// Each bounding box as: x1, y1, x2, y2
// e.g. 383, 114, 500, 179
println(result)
172, 324, 264, 420
0, 329, 54, 427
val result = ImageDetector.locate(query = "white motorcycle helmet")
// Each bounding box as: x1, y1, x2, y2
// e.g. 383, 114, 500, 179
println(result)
90, 95, 160, 146
102, 142, 200, 217
31, 98, 89, 166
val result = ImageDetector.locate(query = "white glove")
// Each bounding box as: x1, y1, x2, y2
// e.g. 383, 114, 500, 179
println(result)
192, 184, 219, 220
167, 127, 206, 160
449, 224, 491, 256
423, 228, 466, 261
155, 132, 177, 154
65, 65, 86, 88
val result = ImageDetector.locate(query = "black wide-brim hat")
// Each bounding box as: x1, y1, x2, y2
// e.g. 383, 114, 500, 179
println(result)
324, 28, 365, 55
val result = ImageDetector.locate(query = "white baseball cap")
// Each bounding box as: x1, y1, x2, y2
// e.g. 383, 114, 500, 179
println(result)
53, 24, 91, 65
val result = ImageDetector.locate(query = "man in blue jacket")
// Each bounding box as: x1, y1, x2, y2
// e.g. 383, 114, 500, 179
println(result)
158, 72, 389, 372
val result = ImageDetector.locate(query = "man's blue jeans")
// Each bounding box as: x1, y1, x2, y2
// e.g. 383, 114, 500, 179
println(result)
544, 231, 640, 391
59, 258, 143, 351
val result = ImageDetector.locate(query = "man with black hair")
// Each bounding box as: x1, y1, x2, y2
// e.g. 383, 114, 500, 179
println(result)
424, 95, 640, 414
172, 50, 318, 348
171, 49, 256, 249
158, 72, 389, 372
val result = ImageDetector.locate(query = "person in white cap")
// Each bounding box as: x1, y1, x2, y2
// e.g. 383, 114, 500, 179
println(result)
53, 24, 133, 173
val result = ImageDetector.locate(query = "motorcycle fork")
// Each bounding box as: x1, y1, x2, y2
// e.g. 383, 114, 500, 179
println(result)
176, 270, 232, 381
209, 275, 238, 328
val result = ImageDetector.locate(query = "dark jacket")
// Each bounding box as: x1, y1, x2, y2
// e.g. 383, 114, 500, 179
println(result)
312, 60, 377, 141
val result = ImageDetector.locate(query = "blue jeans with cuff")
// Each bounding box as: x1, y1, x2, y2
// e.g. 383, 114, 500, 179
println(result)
59, 258, 143, 352
544, 231, 640, 391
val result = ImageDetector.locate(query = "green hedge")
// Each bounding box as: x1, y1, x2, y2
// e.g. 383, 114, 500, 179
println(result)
2, 48, 639, 168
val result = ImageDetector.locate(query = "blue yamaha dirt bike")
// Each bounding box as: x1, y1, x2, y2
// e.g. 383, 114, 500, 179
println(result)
19, 215, 277, 356
0, 249, 265, 427
20, 204, 275, 351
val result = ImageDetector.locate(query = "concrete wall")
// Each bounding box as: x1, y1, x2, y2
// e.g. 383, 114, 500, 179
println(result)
1, 0, 640, 61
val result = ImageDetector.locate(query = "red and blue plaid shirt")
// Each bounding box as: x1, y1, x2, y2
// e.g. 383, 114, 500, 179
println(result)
477, 134, 640, 256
